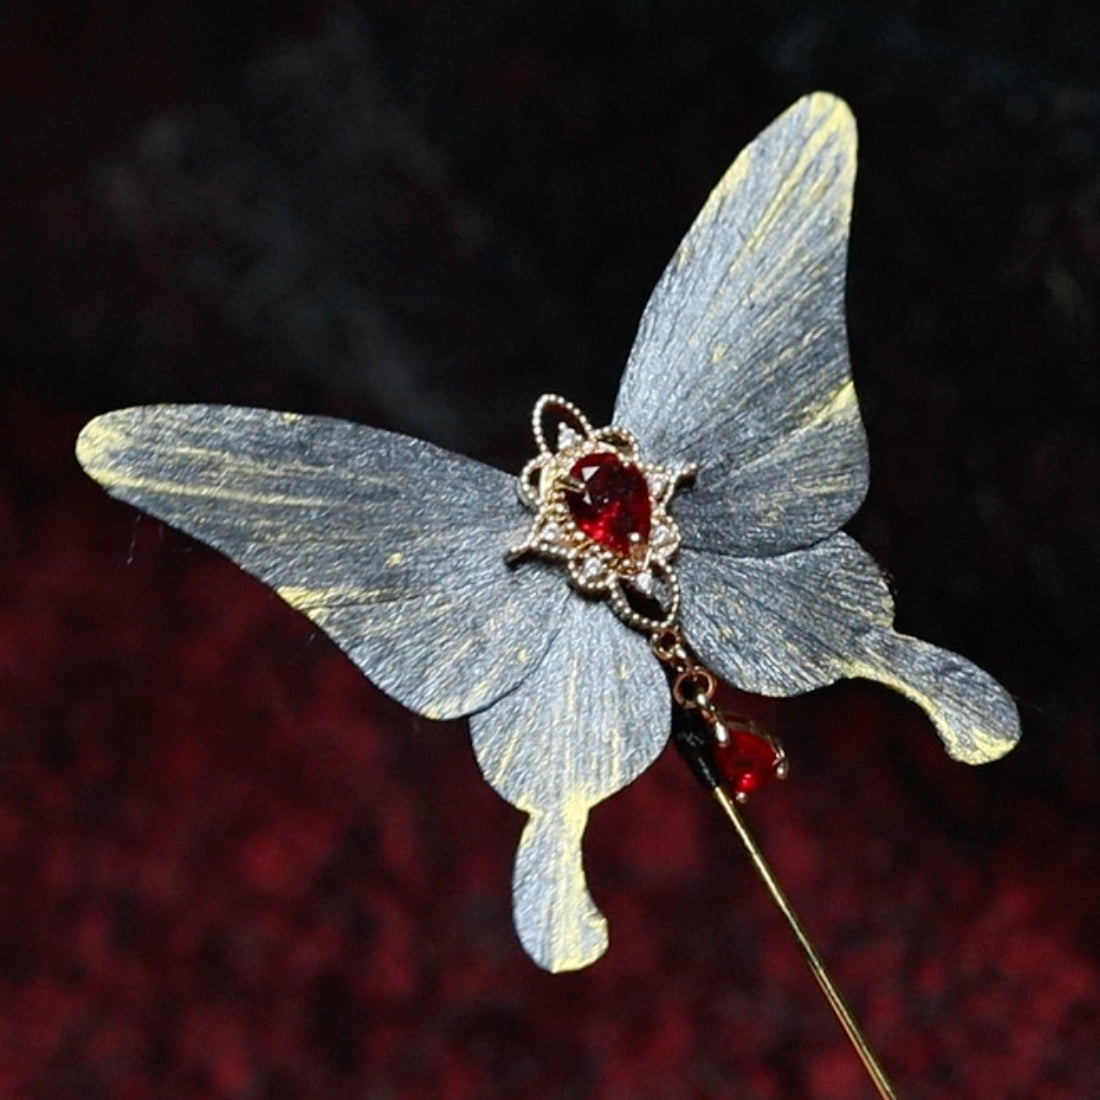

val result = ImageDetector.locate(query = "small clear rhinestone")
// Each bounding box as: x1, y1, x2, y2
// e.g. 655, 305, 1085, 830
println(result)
648, 472, 669, 497
539, 522, 563, 546
651, 523, 674, 548
557, 425, 582, 450
580, 555, 607, 584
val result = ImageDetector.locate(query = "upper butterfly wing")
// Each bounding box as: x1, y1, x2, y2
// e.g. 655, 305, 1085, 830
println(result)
613, 93, 866, 557
77, 405, 567, 719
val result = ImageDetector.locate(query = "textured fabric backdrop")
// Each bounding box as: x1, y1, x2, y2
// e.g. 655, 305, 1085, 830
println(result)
1, 3, 1097, 1098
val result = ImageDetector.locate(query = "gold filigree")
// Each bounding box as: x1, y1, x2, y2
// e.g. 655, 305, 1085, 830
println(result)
509, 395, 696, 631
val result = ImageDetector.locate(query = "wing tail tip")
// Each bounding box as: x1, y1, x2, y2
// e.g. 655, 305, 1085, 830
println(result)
942, 725, 1021, 766
75, 413, 119, 478
858, 630, 1022, 766
797, 90, 855, 129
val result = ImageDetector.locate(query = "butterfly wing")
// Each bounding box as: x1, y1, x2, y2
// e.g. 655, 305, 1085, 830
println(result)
614, 94, 1019, 760
613, 93, 866, 557
77, 405, 568, 719
679, 534, 1020, 762
470, 597, 668, 972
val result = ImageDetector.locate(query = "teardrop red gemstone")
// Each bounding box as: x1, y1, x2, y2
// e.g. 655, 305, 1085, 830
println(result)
565, 452, 651, 557
713, 725, 783, 799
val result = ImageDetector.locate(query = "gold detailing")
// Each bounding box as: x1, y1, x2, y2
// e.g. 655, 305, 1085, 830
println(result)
510, 395, 695, 632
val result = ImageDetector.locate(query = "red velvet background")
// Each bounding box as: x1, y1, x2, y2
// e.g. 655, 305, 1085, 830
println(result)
2, 3, 1098, 1098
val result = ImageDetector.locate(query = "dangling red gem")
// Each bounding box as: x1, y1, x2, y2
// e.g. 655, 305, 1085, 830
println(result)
565, 452, 651, 557
713, 724, 784, 799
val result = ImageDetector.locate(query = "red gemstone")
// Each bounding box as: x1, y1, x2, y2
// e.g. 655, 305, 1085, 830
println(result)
565, 452, 651, 557
713, 724, 783, 798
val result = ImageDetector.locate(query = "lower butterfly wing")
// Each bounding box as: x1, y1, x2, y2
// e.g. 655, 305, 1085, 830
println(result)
77, 405, 568, 719
679, 536, 1020, 764
613, 93, 867, 557
470, 598, 668, 972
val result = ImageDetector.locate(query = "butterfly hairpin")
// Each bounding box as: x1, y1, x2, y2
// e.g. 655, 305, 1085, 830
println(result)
78, 93, 1019, 1097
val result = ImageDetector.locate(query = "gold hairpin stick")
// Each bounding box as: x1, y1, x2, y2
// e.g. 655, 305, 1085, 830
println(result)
713, 789, 900, 1100
657, 630, 900, 1099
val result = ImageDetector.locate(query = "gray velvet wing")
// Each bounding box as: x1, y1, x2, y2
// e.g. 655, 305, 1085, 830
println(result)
679, 535, 1020, 763
77, 405, 568, 719
469, 598, 668, 972
613, 93, 868, 557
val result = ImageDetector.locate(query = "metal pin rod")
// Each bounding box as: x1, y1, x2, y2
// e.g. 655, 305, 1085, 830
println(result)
713, 787, 901, 1100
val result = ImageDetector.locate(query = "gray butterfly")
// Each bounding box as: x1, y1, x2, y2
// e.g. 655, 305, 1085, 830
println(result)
77, 93, 1020, 973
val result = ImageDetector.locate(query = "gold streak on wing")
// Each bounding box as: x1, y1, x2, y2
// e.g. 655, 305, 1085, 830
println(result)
78, 421, 324, 507
480, 720, 522, 789
163, 442, 342, 482
706, 146, 754, 209
75, 418, 132, 476
806, 472, 858, 497
802, 378, 857, 428
783, 378, 861, 459
739, 97, 855, 259
77, 413, 390, 500
87, 469, 328, 510
530, 804, 608, 973
275, 584, 383, 612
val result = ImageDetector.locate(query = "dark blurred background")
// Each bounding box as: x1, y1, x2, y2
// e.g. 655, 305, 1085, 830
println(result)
1, 2, 1097, 1097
